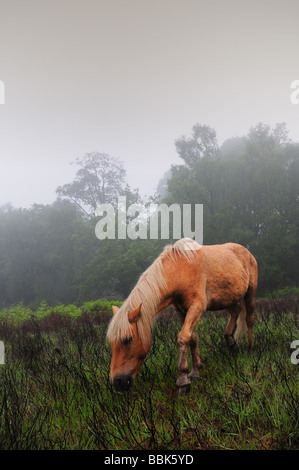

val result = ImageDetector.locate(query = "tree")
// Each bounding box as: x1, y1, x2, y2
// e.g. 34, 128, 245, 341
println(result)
56, 152, 126, 216
156, 169, 172, 201
175, 124, 218, 168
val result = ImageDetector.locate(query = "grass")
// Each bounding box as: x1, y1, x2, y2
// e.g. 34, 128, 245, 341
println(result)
0, 297, 298, 450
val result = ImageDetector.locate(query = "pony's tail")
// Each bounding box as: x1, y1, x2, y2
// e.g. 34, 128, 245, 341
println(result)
234, 300, 247, 344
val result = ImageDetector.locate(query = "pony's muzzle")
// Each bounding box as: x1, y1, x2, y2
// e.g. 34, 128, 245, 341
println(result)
112, 374, 133, 393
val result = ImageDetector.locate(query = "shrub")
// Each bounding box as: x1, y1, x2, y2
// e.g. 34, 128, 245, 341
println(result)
272, 286, 299, 298
81, 299, 123, 314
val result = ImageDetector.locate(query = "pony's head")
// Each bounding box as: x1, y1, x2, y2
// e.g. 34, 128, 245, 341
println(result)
109, 304, 151, 393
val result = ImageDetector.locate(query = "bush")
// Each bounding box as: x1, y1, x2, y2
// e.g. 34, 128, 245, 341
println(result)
81, 299, 123, 314
272, 286, 299, 298
0, 299, 123, 324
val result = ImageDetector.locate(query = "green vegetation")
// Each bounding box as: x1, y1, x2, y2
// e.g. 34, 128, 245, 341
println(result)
271, 287, 299, 298
0, 299, 123, 324
0, 297, 298, 450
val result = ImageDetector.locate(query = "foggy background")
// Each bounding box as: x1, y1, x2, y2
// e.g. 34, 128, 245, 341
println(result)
0, 0, 298, 208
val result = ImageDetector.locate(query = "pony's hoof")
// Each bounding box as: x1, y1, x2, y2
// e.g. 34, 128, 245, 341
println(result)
188, 372, 200, 381
177, 383, 191, 395
229, 342, 239, 354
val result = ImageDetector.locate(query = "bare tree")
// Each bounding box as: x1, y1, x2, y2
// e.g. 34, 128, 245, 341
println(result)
56, 152, 126, 216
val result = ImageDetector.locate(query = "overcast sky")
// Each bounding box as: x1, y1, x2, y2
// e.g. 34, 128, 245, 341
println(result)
0, 0, 298, 208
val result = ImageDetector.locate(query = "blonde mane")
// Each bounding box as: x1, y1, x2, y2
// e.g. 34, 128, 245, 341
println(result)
106, 238, 201, 347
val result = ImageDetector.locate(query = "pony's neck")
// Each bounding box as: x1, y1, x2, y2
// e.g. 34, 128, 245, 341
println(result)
156, 295, 173, 316
126, 264, 170, 346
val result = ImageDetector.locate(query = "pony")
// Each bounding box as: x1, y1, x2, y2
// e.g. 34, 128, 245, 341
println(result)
107, 238, 258, 393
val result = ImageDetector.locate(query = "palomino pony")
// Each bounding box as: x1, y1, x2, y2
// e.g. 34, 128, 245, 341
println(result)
107, 238, 258, 393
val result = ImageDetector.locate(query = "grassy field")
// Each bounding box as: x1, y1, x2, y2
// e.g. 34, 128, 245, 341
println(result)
0, 297, 298, 450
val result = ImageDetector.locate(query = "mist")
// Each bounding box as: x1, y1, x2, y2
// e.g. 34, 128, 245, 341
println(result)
0, 0, 299, 208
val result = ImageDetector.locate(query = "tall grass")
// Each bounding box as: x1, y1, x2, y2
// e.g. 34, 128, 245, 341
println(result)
0, 298, 298, 450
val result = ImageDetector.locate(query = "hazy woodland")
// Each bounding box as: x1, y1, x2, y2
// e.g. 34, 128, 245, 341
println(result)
0, 122, 298, 307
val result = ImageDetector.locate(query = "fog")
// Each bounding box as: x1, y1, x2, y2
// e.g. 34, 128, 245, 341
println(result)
0, 0, 298, 208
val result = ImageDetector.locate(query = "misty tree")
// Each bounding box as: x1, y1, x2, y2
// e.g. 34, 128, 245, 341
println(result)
175, 124, 219, 168
220, 136, 247, 160
56, 152, 126, 216
166, 124, 221, 208
156, 169, 172, 201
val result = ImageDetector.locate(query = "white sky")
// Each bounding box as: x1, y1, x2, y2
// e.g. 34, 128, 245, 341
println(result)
0, 0, 298, 208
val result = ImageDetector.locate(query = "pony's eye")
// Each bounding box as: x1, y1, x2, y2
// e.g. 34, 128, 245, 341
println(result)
121, 336, 133, 346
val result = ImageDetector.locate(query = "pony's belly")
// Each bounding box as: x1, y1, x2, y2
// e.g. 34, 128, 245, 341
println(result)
207, 299, 240, 311
205, 279, 248, 310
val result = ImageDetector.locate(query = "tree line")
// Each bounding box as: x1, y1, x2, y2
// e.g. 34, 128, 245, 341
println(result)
0, 122, 298, 307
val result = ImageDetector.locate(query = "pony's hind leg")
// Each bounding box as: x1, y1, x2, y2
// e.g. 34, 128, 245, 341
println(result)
245, 291, 256, 350
224, 302, 242, 352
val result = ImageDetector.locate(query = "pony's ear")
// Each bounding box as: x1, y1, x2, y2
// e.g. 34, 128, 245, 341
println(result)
128, 304, 142, 324
112, 305, 120, 315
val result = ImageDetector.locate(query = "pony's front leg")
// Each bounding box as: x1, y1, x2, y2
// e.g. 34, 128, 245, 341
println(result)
176, 302, 203, 393
188, 331, 202, 379
176, 337, 190, 392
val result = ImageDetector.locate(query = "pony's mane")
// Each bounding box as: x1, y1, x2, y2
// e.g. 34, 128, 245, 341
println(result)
106, 238, 201, 347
